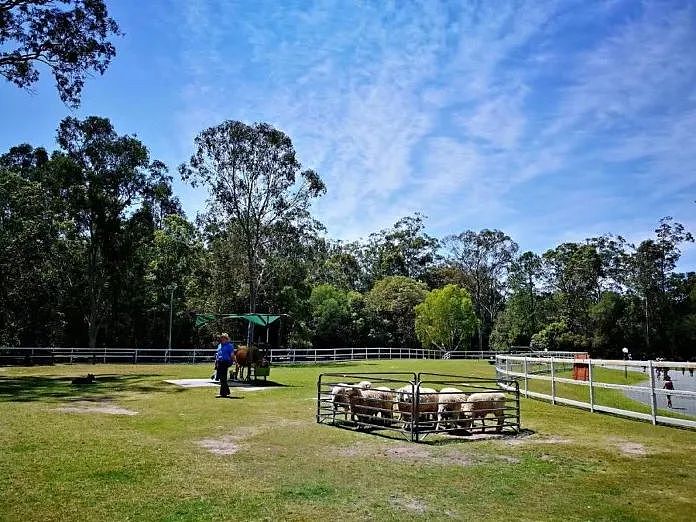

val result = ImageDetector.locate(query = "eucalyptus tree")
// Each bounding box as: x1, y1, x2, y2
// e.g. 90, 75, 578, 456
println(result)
365, 276, 428, 348
443, 229, 518, 350
315, 240, 364, 292
56, 116, 169, 347
627, 218, 693, 353
0, 161, 66, 345
490, 251, 547, 349
180, 121, 325, 342
508, 251, 544, 335
0, 0, 120, 106
361, 214, 439, 286
541, 242, 603, 335
308, 284, 351, 348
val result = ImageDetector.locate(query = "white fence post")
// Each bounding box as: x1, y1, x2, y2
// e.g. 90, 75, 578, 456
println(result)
550, 356, 556, 405
648, 360, 657, 425
588, 359, 594, 413
523, 357, 529, 398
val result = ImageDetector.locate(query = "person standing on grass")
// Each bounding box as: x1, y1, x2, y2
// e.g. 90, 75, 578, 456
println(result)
215, 333, 235, 398
663, 374, 674, 408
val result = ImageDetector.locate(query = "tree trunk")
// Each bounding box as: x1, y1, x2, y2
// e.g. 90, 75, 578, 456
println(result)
247, 247, 256, 345
644, 295, 650, 352
529, 275, 537, 335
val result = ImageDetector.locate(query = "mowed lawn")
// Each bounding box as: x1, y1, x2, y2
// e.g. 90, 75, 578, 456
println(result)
1, 361, 695, 522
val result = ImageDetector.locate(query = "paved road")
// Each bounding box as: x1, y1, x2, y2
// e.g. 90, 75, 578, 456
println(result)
622, 367, 696, 417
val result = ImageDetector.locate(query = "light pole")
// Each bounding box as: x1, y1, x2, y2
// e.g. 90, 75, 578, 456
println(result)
622, 347, 629, 379
167, 284, 177, 362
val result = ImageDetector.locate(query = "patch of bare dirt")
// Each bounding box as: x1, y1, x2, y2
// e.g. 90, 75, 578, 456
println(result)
451, 432, 506, 441
337, 442, 518, 466
197, 438, 239, 455
55, 402, 138, 415
504, 434, 573, 446
383, 445, 432, 460
336, 442, 374, 458
615, 441, 648, 456
389, 495, 428, 513
197, 421, 305, 457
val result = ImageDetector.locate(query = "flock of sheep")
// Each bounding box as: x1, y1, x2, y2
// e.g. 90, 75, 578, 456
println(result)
327, 380, 508, 433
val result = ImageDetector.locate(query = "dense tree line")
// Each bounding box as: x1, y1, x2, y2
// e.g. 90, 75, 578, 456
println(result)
3, 2, 692, 359
1, 116, 694, 361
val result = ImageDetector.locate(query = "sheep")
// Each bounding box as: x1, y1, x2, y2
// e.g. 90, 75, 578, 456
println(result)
394, 384, 439, 429
351, 386, 395, 425
436, 387, 468, 431
329, 383, 361, 421
460, 392, 507, 433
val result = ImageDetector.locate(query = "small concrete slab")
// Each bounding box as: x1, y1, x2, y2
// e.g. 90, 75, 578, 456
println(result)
164, 378, 274, 391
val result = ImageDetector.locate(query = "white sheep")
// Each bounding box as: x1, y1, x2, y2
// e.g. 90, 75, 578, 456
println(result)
329, 383, 360, 421
352, 385, 395, 424
460, 392, 507, 433
394, 384, 439, 429
436, 387, 468, 431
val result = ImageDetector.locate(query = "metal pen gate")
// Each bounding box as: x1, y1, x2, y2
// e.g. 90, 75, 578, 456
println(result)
317, 372, 521, 442
317, 372, 418, 440
415, 373, 520, 440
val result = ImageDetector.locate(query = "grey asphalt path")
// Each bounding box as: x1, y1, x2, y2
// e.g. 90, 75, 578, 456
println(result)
622, 366, 696, 416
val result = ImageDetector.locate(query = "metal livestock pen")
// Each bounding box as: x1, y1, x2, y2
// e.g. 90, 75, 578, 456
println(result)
316, 372, 521, 442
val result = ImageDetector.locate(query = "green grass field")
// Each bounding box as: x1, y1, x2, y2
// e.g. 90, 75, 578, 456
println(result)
1, 360, 695, 521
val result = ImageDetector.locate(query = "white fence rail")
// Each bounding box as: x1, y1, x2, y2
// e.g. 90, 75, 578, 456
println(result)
0, 346, 506, 365
496, 354, 696, 430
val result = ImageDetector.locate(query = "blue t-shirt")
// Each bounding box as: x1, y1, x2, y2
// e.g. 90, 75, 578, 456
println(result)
216, 342, 234, 364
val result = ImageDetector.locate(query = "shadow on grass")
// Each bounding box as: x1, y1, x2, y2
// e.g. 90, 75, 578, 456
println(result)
320, 419, 535, 445
280, 361, 381, 369
421, 428, 537, 446
227, 379, 292, 388
0, 373, 184, 403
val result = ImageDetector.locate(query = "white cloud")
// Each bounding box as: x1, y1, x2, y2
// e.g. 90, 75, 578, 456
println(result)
171, 0, 696, 269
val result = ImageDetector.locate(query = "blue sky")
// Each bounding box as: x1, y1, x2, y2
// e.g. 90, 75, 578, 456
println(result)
1, 0, 695, 269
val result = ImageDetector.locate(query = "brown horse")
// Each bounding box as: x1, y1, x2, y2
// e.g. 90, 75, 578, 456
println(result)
233, 345, 264, 381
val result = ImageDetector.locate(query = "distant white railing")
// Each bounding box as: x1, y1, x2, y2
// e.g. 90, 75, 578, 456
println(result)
0, 346, 506, 365
496, 354, 696, 430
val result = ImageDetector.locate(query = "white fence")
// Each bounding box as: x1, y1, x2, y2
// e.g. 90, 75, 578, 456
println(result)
0, 346, 506, 365
496, 354, 696, 430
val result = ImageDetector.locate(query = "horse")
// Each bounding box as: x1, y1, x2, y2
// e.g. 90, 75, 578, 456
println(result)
233, 345, 264, 381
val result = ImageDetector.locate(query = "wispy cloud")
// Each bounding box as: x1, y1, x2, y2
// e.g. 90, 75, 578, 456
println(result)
172, 0, 696, 268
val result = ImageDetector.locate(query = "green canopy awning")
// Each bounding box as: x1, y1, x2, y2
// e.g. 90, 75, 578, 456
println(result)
195, 313, 282, 329
195, 313, 217, 328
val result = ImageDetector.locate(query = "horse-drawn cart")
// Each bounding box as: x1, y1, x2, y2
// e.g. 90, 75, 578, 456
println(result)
233, 345, 271, 382
195, 312, 283, 382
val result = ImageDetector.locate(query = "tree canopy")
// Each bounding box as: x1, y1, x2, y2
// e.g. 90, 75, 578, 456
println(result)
1, 117, 695, 360
180, 121, 325, 338
415, 284, 477, 351
0, 0, 120, 106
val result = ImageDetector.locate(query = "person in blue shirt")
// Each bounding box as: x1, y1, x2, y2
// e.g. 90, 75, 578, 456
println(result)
215, 333, 235, 397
